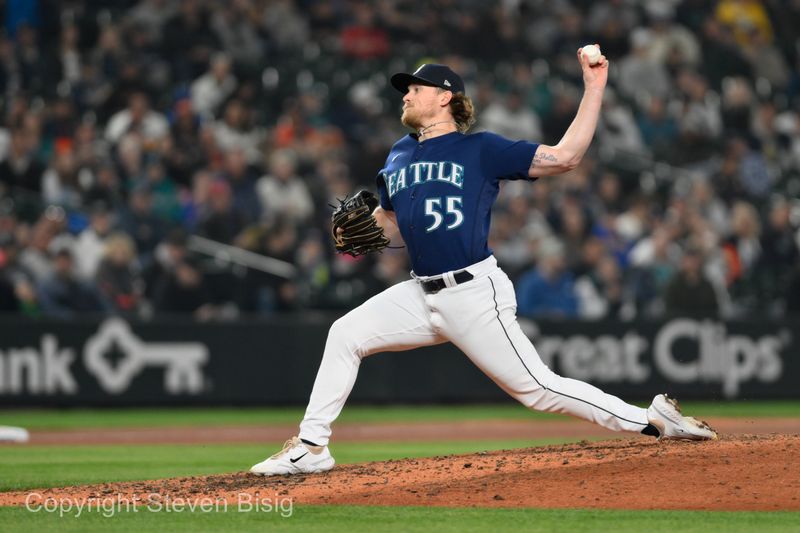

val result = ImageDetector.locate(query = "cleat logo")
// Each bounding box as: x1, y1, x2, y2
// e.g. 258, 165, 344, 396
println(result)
290, 452, 308, 463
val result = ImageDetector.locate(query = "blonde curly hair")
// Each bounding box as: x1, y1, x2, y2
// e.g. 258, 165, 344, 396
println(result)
447, 92, 476, 133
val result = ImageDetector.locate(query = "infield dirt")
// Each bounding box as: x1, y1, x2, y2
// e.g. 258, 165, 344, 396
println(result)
2, 432, 798, 511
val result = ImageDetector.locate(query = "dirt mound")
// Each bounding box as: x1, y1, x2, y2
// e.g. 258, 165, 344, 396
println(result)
3, 434, 798, 510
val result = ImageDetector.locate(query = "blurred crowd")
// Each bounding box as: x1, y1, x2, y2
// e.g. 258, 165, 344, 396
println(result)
0, 0, 799, 321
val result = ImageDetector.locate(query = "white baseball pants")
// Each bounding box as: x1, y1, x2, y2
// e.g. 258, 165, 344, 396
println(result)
299, 255, 649, 446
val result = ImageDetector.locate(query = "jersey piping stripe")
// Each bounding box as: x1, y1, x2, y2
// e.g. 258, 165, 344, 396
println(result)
487, 276, 648, 427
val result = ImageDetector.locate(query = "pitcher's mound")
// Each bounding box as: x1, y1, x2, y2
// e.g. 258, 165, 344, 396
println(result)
2, 434, 798, 510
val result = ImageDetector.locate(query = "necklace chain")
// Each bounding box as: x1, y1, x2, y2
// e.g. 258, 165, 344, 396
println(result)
418, 120, 457, 138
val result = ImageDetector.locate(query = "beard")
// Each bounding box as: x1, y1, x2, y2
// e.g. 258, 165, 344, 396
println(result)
401, 107, 421, 130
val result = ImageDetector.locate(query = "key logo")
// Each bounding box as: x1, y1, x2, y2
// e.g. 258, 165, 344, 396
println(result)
84, 318, 209, 394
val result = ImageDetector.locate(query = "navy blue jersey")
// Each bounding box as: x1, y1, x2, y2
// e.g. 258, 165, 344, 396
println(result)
376, 131, 540, 276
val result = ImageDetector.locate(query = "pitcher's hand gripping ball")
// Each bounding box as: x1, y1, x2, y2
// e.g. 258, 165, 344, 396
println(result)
331, 190, 390, 257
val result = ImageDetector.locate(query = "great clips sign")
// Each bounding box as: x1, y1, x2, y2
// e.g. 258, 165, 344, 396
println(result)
522, 318, 794, 399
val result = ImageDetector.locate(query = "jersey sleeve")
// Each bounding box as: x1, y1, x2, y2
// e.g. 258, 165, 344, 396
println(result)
480, 132, 540, 181
376, 172, 394, 211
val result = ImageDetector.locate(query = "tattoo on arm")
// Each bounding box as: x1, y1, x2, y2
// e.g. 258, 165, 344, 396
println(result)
530, 151, 557, 168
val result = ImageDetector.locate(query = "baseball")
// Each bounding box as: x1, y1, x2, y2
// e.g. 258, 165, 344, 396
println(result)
581, 44, 602, 65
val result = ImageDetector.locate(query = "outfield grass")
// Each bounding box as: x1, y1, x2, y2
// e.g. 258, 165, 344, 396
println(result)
1, 401, 797, 430
0, 438, 577, 492
0, 506, 797, 532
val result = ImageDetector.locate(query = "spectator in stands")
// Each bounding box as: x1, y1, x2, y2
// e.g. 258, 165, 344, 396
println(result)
105, 91, 169, 147
687, 178, 729, 237
37, 247, 111, 317
0, 127, 45, 196
715, 0, 773, 47
517, 238, 578, 319
73, 120, 111, 175
700, 18, 752, 90
0, 230, 39, 317
720, 77, 755, 139
96, 232, 143, 314
152, 256, 215, 319
626, 224, 680, 316
126, 0, 177, 46
190, 53, 237, 119
219, 148, 261, 224
17, 209, 69, 284
143, 228, 190, 301
551, 195, 592, 270
663, 247, 719, 317
84, 162, 125, 211
340, 2, 390, 60
742, 26, 790, 91
161, 0, 220, 82
140, 159, 182, 222
197, 178, 246, 243
618, 28, 672, 102
212, 98, 264, 165
41, 146, 83, 209
256, 149, 313, 225
597, 87, 646, 156
294, 230, 331, 304
645, 4, 702, 69
261, 0, 310, 51
636, 96, 679, 161
722, 202, 761, 309
165, 95, 206, 187
675, 69, 723, 164
73, 203, 115, 281
575, 253, 626, 319
210, 1, 264, 70
119, 183, 166, 264
756, 197, 798, 312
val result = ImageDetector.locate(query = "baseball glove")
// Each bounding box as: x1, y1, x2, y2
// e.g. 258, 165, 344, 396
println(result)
331, 190, 390, 257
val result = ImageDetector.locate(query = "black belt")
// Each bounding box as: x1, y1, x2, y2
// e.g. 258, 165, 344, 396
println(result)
419, 271, 474, 294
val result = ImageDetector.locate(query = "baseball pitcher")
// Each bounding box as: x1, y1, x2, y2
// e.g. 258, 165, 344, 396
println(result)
251, 47, 717, 476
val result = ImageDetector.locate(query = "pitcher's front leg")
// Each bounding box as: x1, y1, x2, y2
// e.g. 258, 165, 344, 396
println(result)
299, 280, 444, 446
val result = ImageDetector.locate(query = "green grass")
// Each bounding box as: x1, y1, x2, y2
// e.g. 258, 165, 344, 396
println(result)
2, 401, 797, 430
0, 506, 797, 532
0, 438, 579, 492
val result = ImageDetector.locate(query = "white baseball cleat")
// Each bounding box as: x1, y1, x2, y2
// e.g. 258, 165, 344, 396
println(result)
647, 394, 718, 441
249, 436, 335, 476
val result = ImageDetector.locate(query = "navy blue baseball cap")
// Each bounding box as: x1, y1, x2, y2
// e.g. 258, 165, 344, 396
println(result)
391, 64, 465, 95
